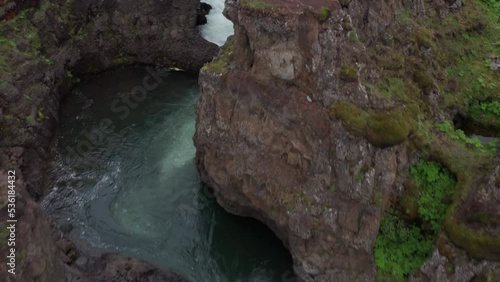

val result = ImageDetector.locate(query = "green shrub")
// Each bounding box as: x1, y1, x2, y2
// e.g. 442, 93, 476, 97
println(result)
241, 0, 272, 10
435, 121, 484, 149
319, 7, 330, 22
410, 161, 456, 234
374, 213, 433, 281
202, 36, 235, 74
479, 0, 500, 14
339, 65, 358, 82
468, 100, 500, 127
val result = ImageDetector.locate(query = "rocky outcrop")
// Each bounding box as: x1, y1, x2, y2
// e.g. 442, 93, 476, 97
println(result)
196, 1, 410, 280
197, 2, 213, 25
195, 0, 499, 281
0, 0, 217, 281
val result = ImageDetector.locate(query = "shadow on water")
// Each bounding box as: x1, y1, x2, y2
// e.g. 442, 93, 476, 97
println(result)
42, 66, 294, 282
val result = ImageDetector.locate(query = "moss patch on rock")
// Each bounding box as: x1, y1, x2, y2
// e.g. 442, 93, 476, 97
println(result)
202, 36, 235, 75
444, 218, 500, 260
319, 7, 330, 22
330, 101, 415, 147
240, 0, 273, 10
338, 65, 358, 82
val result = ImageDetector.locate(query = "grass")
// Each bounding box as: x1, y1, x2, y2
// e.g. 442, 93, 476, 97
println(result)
339, 65, 358, 82
468, 100, 500, 128
364, 0, 499, 119
435, 120, 499, 151
435, 121, 483, 148
202, 36, 235, 74
381, 77, 405, 98
240, 0, 272, 10
26, 114, 36, 126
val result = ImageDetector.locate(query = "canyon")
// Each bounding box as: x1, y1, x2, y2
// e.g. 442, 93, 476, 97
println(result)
0, 0, 499, 281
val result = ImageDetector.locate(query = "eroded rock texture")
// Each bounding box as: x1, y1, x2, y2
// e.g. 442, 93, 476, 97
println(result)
195, 0, 498, 281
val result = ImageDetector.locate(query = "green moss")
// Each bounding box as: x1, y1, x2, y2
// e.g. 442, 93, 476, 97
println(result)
468, 100, 500, 132
357, 0, 500, 263
41, 56, 54, 65
399, 181, 420, 220
59, 0, 75, 23
331, 102, 415, 148
330, 101, 368, 130
435, 120, 498, 151
25, 30, 42, 52
26, 114, 36, 126
370, 190, 383, 207
347, 31, 361, 45
339, 65, 358, 82
381, 78, 405, 98
319, 7, 330, 22
466, 211, 500, 226
413, 69, 435, 94
367, 109, 414, 147
202, 36, 235, 74
413, 29, 434, 49
240, 0, 272, 10
445, 218, 500, 260
354, 173, 365, 183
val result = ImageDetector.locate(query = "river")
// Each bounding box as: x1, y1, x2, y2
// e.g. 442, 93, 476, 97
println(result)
41, 2, 294, 281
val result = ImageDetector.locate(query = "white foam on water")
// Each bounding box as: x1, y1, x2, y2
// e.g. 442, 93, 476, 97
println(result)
200, 0, 234, 46
110, 91, 199, 239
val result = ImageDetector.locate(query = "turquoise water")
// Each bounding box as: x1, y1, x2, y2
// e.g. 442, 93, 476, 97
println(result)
42, 67, 294, 281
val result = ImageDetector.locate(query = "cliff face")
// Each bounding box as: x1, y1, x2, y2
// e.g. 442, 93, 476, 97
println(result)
195, 0, 499, 281
0, 0, 216, 281
196, 1, 412, 280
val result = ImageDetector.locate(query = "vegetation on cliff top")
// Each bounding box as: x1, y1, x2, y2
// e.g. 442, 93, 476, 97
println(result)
364, 0, 499, 131
240, 0, 273, 10
347, 0, 500, 266
202, 36, 234, 74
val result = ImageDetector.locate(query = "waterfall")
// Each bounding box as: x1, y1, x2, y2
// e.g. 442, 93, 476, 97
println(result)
200, 0, 234, 46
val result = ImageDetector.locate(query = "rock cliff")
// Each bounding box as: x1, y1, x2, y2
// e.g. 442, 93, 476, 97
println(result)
0, 0, 217, 281
195, 0, 499, 281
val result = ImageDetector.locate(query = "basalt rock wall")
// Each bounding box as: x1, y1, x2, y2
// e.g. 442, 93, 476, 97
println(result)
194, 0, 497, 281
